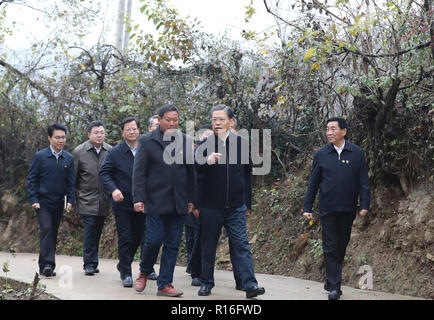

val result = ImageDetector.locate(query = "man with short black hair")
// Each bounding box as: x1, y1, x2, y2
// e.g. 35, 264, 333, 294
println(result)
99, 117, 154, 287
132, 104, 196, 297
73, 121, 112, 276
303, 116, 370, 300
27, 123, 75, 277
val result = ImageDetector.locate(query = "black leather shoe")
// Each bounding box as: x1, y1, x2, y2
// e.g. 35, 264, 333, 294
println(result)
147, 271, 158, 280
246, 286, 265, 298
84, 266, 95, 276
328, 290, 342, 300
42, 266, 54, 277
122, 276, 133, 287
191, 277, 201, 287
198, 285, 211, 296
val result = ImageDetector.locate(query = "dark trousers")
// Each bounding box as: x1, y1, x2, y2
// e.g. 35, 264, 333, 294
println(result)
80, 214, 106, 269
185, 221, 201, 278
320, 211, 356, 291
140, 214, 186, 290
114, 208, 146, 279
200, 205, 257, 290
36, 206, 63, 272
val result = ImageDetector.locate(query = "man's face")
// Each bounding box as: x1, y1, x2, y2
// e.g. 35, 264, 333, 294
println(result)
48, 129, 66, 153
159, 111, 179, 133
326, 121, 346, 146
88, 125, 105, 147
149, 118, 159, 132
211, 110, 230, 136
122, 120, 140, 144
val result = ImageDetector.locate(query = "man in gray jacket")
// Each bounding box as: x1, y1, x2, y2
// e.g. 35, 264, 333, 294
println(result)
73, 121, 112, 275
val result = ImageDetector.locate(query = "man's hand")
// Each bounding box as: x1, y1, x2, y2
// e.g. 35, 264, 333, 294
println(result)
31, 203, 40, 209
134, 202, 145, 213
303, 212, 313, 220
112, 189, 124, 202
207, 152, 222, 165
359, 209, 368, 217
246, 209, 251, 215
66, 203, 73, 212
192, 209, 200, 218
188, 202, 194, 214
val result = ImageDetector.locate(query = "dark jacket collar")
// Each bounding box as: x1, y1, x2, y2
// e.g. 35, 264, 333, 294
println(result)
119, 140, 132, 154
326, 141, 354, 153
45, 146, 64, 158
151, 127, 182, 147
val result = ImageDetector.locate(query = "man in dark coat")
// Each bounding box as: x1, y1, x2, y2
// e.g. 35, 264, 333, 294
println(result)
99, 117, 156, 287
303, 117, 370, 300
73, 121, 112, 275
194, 104, 265, 299
132, 104, 196, 297
27, 123, 75, 277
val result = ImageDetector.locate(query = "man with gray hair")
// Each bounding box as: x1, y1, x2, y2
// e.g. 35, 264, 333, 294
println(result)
194, 104, 265, 298
148, 115, 159, 132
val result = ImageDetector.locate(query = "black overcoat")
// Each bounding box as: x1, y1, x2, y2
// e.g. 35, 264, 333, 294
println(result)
132, 128, 196, 215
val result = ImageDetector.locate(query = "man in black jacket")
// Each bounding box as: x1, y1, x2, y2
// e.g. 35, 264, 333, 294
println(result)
194, 104, 265, 299
99, 117, 156, 287
132, 105, 196, 297
303, 117, 370, 300
27, 123, 75, 277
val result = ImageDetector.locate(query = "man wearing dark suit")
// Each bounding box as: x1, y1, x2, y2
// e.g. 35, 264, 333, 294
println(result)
132, 104, 196, 297
194, 104, 265, 299
27, 123, 75, 277
303, 117, 370, 300
99, 117, 156, 287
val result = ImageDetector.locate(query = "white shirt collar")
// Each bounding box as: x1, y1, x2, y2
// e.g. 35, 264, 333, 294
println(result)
333, 141, 345, 155
49, 145, 62, 159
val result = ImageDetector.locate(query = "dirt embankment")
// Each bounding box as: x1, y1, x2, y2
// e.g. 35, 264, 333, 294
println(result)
214, 176, 433, 299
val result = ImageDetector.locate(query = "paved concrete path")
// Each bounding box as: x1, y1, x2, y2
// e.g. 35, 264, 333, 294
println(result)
0, 252, 422, 300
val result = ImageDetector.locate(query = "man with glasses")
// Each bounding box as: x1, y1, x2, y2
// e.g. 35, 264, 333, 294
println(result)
73, 121, 112, 276
99, 117, 157, 287
194, 104, 265, 298
27, 123, 75, 277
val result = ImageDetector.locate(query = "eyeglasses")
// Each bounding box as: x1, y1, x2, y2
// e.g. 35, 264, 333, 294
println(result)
211, 118, 228, 123
91, 130, 105, 135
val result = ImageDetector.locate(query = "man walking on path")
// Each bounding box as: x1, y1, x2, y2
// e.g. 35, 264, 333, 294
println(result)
132, 104, 196, 297
194, 104, 265, 299
73, 121, 112, 276
303, 117, 370, 300
27, 123, 75, 277
99, 117, 156, 287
